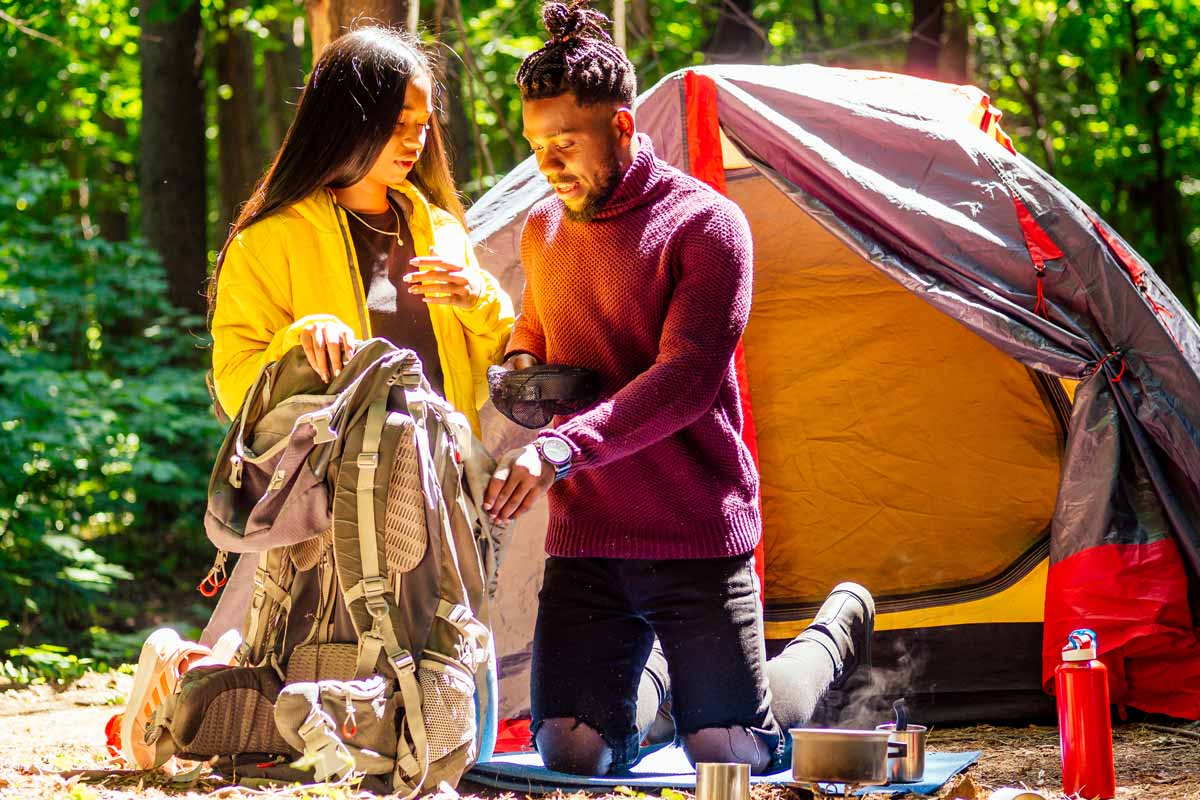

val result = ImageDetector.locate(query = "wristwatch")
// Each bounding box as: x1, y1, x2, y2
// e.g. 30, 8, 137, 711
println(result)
534, 435, 573, 483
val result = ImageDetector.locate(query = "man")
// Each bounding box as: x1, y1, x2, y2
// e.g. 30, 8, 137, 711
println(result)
483, 0, 875, 776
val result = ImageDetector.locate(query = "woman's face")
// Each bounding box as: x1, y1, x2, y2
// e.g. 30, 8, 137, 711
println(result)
364, 70, 434, 188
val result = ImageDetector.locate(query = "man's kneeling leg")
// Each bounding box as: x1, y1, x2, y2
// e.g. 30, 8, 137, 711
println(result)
682, 726, 773, 774
535, 717, 614, 775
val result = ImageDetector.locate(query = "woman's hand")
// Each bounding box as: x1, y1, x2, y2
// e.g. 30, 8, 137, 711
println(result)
404, 255, 482, 308
299, 318, 358, 382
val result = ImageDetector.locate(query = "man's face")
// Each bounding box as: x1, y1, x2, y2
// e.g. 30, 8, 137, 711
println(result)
522, 93, 629, 221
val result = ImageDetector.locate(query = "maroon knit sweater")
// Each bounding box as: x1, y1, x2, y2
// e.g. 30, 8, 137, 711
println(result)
507, 136, 761, 560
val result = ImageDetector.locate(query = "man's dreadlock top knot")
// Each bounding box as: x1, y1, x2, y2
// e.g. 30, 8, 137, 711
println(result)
544, 0, 610, 42
517, 0, 636, 106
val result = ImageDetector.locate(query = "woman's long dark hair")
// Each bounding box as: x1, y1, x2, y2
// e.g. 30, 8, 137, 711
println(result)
207, 26, 464, 322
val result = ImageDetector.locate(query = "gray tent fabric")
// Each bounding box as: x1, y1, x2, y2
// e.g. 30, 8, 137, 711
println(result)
466, 65, 1200, 723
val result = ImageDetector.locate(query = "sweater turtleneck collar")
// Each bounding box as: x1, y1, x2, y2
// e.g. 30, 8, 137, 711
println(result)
590, 133, 667, 221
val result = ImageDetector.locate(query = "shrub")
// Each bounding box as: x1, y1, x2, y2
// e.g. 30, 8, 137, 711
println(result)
0, 165, 221, 656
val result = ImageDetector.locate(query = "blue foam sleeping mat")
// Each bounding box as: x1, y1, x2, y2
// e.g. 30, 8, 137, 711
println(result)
466, 745, 980, 795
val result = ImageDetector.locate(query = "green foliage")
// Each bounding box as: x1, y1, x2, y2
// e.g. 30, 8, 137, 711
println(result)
0, 164, 222, 654
1, 643, 99, 685
445, 0, 905, 192
0, 0, 143, 235
972, 0, 1200, 308
0, 619, 136, 685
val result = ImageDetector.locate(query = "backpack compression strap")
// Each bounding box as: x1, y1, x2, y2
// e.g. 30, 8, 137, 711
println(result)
343, 354, 432, 795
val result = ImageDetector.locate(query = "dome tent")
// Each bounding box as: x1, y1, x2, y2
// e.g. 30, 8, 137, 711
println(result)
468, 65, 1200, 728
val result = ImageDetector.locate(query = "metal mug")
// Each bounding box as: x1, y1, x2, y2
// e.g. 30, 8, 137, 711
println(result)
695, 762, 751, 800
875, 722, 927, 783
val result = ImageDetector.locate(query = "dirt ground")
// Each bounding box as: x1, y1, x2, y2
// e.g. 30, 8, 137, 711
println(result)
1, 672, 1198, 800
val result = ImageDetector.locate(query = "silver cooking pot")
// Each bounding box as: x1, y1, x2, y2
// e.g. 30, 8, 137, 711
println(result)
790, 728, 908, 786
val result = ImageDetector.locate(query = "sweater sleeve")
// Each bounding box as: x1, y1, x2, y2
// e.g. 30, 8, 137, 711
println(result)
505, 216, 548, 362
553, 200, 753, 470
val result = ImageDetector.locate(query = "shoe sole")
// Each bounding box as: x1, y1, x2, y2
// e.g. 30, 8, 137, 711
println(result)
120, 629, 207, 768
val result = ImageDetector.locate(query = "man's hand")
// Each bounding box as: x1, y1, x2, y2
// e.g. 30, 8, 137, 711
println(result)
501, 353, 539, 371
404, 256, 482, 308
299, 318, 358, 382
483, 443, 555, 523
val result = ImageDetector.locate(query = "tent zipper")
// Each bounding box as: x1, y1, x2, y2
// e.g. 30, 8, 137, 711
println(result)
764, 535, 1051, 622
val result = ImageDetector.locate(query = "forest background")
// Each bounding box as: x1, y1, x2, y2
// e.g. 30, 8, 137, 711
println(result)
0, 0, 1198, 678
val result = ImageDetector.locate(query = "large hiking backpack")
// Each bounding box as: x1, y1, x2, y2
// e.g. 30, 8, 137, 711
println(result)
148, 340, 503, 794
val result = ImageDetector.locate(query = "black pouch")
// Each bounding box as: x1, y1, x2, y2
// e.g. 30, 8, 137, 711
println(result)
487, 364, 601, 428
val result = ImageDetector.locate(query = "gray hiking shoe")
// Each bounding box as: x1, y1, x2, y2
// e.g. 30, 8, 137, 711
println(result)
794, 581, 875, 689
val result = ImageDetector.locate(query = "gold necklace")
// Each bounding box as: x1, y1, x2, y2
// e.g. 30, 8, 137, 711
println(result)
342, 203, 404, 246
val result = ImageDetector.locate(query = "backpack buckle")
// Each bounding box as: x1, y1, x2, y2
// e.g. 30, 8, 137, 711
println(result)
309, 410, 336, 444
357, 452, 379, 469
399, 360, 422, 388
359, 576, 389, 618
229, 455, 243, 488
389, 651, 415, 675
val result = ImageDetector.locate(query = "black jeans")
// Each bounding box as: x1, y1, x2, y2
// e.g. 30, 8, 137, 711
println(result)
531, 552, 793, 773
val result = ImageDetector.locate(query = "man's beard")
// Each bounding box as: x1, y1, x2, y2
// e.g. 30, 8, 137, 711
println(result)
563, 150, 624, 222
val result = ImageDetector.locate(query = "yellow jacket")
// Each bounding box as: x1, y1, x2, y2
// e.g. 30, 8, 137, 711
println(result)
212, 183, 514, 435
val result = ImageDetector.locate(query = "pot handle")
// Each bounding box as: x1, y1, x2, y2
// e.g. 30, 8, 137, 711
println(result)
887, 741, 908, 759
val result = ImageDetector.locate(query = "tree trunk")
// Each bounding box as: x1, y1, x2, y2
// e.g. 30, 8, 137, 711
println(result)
702, 0, 767, 64
216, 0, 265, 235
262, 15, 305, 153
981, 4, 1054, 173
96, 109, 131, 241
629, 0, 651, 41
433, 1, 475, 186
613, 0, 626, 52
938, 0, 969, 83
306, 0, 413, 63
905, 0, 944, 80
139, 0, 208, 314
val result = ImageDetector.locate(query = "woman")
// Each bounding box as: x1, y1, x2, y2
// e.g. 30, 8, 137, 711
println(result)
111, 27, 515, 772
210, 26, 513, 436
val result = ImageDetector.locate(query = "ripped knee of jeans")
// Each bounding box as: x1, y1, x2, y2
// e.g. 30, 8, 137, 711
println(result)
534, 717, 615, 776
682, 726, 774, 774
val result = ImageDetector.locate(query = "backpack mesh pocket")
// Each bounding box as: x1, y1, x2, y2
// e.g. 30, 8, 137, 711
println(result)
285, 643, 359, 684
383, 413, 427, 576
289, 527, 333, 571
186, 686, 291, 757
418, 660, 476, 762
152, 665, 295, 761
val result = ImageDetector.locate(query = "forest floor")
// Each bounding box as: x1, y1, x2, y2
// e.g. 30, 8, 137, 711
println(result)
1, 671, 1198, 800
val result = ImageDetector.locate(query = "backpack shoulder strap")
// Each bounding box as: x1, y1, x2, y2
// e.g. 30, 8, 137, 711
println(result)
337, 354, 432, 794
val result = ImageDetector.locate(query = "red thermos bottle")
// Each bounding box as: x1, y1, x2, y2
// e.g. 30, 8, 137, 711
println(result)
1055, 628, 1116, 799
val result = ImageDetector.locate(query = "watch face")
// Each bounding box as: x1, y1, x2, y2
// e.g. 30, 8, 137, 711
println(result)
540, 437, 571, 465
